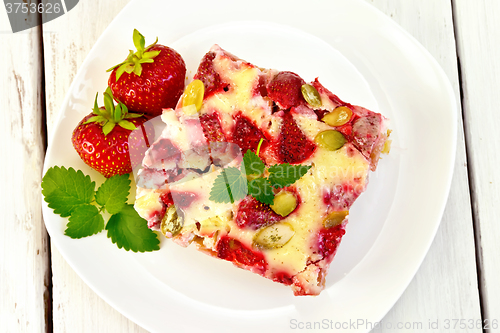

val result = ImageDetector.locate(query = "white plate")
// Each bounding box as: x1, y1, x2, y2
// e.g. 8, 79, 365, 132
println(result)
42, 0, 457, 332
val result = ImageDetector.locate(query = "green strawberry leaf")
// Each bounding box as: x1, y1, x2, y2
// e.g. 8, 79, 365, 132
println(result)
42, 166, 95, 217
103, 90, 115, 115
117, 120, 137, 131
248, 178, 275, 205
124, 113, 143, 119
95, 174, 131, 215
106, 204, 160, 252
65, 204, 104, 239
143, 50, 160, 59
133, 29, 146, 52
84, 115, 106, 125
209, 167, 248, 203
114, 104, 122, 123
268, 164, 312, 189
102, 122, 116, 136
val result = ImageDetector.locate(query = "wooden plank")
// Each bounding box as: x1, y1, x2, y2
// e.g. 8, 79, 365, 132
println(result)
453, 0, 500, 325
40, 0, 484, 331
365, 0, 483, 330
42, 1, 148, 331
0, 5, 50, 333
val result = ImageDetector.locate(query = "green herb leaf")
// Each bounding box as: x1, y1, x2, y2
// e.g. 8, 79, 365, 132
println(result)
248, 178, 275, 205
95, 174, 131, 215
242, 150, 265, 176
106, 204, 160, 252
209, 167, 248, 203
65, 204, 104, 239
268, 164, 312, 189
41, 166, 95, 217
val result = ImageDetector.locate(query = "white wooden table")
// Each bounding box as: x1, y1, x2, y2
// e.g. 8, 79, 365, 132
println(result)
1, 0, 498, 332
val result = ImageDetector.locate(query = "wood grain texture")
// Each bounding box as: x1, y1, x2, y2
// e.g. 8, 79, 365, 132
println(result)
0, 5, 50, 333
365, 0, 483, 331
42, 0, 148, 331
39, 0, 487, 332
453, 0, 500, 324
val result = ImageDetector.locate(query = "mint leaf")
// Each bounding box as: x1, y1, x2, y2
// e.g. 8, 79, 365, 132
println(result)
268, 164, 312, 189
65, 204, 104, 239
248, 178, 275, 205
42, 166, 95, 217
209, 167, 248, 203
106, 204, 160, 252
242, 150, 265, 176
96, 174, 130, 214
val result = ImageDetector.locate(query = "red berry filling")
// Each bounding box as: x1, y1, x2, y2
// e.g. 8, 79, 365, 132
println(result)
231, 113, 268, 153
148, 138, 182, 164
278, 113, 316, 164
194, 51, 228, 98
316, 224, 346, 259
272, 271, 294, 286
199, 112, 226, 143
323, 183, 363, 211
171, 191, 198, 209
235, 196, 284, 230
160, 192, 174, 207
216, 236, 267, 274
311, 78, 345, 107
352, 114, 383, 159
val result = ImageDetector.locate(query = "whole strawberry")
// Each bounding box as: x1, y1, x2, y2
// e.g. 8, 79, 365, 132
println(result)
107, 29, 186, 116
72, 88, 155, 178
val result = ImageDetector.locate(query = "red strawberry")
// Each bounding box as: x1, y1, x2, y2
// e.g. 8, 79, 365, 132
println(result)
193, 51, 228, 98
267, 71, 306, 110
278, 113, 316, 164
107, 29, 186, 116
231, 113, 268, 153
235, 196, 284, 230
72, 88, 154, 178
216, 236, 267, 274
200, 112, 242, 166
316, 224, 346, 259
199, 112, 226, 143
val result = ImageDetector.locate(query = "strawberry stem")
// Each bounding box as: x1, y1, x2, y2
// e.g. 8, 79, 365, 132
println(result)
256, 138, 264, 157
86, 88, 143, 136
106, 29, 161, 81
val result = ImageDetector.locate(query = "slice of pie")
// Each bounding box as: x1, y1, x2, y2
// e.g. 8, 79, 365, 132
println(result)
134, 45, 389, 295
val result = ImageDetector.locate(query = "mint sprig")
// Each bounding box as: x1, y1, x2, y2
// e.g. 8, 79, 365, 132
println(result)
209, 167, 248, 204
65, 204, 104, 239
268, 163, 311, 189
41, 166, 95, 217
106, 205, 161, 252
95, 173, 130, 214
209, 139, 312, 205
42, 167, 160, 252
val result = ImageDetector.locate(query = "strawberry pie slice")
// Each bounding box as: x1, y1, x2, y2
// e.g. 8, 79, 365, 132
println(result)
134, 45, 390, 295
